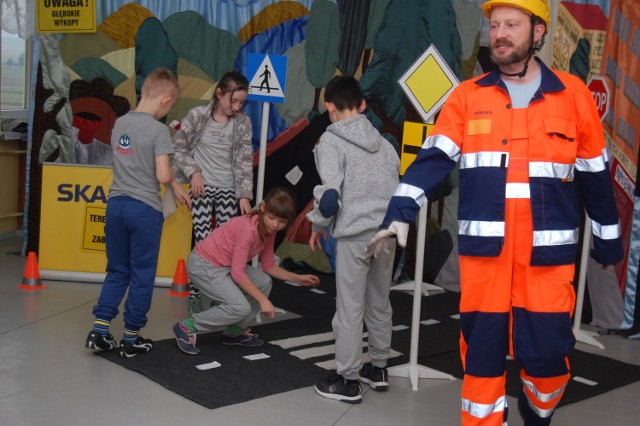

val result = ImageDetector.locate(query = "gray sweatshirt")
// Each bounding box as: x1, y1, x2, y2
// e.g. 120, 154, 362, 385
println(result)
307, 114, 399, 240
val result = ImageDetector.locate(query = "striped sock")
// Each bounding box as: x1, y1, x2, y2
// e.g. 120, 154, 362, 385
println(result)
123, 328, 139, 344
92, 319, 111, 336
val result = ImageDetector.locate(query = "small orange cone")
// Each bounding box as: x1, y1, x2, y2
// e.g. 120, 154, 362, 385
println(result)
19, 251, 45, 291
168, 258, 189, 297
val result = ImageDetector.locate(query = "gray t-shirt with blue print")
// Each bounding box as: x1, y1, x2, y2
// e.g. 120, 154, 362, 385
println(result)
109, 111, 174, 212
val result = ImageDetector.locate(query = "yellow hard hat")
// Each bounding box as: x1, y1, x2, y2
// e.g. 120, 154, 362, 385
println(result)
482, 0, 550, 33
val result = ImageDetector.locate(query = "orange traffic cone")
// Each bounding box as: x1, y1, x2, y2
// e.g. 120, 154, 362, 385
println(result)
19, 251, 45, 291
168, 258, 189, 297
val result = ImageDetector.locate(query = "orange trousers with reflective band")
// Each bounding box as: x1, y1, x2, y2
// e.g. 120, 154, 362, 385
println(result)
459, 110, 575, 425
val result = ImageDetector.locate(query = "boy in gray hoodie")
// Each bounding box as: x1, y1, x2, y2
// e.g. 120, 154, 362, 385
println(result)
307, 75, 400, 404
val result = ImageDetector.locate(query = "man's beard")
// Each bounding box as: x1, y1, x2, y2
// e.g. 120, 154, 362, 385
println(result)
490, 38, 531, 66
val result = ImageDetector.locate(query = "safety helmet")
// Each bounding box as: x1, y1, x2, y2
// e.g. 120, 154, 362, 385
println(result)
482, 0, 550, 34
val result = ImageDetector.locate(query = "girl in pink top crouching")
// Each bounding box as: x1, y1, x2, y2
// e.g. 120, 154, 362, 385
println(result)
172, 187, 320, 354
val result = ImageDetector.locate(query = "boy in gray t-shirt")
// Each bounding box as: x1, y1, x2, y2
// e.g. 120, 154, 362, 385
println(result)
85, 68, 191, 358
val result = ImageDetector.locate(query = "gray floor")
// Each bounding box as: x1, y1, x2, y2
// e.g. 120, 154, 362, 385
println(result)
1, 236, 639, 426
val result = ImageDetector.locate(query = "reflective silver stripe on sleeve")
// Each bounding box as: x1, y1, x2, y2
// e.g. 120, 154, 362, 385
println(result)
459, 220, 505, 237
460, 151, 508, 170
532, 228, 579, 247
425, 134, 461, 161
575, 154, 606, 173
591, 220, 621, 240
394, 183, 428, 207
505, 182, 531, 199
461, 396, 507, 419
529, 162, 574, 180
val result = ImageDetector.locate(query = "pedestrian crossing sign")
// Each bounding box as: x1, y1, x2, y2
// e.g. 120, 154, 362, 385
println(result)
247, 53, 288, 103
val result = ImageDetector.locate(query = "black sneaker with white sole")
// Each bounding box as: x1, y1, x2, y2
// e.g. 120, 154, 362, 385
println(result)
85, 331, 117, 351
314, 375, 362, 404
119, 336, 154, 358
358, 362, 389, 391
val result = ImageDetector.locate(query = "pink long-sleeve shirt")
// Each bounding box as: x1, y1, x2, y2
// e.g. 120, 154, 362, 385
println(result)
194, 214, 277, 284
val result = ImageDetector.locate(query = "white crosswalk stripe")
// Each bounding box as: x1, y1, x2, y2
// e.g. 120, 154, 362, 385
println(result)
270, 330, 405, 371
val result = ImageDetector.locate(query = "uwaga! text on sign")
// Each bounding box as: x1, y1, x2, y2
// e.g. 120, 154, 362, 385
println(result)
37, 0, 97, 34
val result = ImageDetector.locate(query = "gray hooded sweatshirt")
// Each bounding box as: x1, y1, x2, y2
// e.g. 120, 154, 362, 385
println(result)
307, 114, 399, 240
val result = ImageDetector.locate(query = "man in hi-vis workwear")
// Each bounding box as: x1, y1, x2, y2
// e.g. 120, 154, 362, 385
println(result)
369, 0, 623, 424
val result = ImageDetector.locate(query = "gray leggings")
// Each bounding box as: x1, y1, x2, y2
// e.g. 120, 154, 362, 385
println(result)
187, 251, 272, 332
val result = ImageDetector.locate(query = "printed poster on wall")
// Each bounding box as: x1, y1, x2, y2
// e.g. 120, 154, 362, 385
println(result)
39, 163, 192, 283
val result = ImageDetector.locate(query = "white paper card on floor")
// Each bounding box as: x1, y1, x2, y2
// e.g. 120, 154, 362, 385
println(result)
244, 353, 270, 361
196, 361, 222, 370
573, 376, 598, 386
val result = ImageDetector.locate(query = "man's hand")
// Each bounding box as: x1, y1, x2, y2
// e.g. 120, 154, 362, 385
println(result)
367, 221, 409, 257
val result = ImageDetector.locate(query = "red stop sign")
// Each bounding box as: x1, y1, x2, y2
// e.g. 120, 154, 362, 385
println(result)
587, 75, 610, 121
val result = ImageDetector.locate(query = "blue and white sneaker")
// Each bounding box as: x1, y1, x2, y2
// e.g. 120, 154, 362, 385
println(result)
173, 322, 200, 355
222, 328, 263, 346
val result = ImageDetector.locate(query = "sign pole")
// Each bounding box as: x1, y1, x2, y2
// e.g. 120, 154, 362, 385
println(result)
573, 213, 605, 349
251, 101, 284, 321
250, 101, 270, 271
256, 101, 270, 205
391, 45, 460, 389
388, 203, 455, 389
246, 52, 287, 270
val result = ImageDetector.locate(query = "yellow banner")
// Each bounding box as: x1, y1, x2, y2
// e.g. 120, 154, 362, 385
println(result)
37, 0, 96, 34
39, 163, 192, 279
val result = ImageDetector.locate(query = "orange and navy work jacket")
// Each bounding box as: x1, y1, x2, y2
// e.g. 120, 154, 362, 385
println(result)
383, 58, 623, 266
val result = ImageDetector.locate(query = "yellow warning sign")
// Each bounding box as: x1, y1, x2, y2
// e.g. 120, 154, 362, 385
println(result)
398, 44, 459, 123
83, 206, 106, 251
37, 0, 96, 34
401, 121, 433, 176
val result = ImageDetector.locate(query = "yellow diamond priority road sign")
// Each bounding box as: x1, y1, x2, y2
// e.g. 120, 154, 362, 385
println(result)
398, 44, 459, 123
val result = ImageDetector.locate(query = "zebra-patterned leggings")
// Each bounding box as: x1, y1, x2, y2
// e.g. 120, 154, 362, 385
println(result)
189, 186, 237, 299
191, 186, 238, 242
